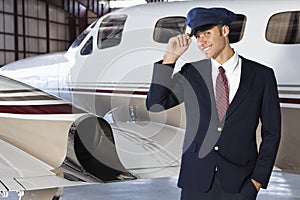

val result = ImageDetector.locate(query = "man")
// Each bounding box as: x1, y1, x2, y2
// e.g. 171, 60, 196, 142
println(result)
146, 7, 281, 200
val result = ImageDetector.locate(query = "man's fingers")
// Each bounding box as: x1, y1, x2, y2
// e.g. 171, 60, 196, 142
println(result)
179, 35, 185, 47
187, 34, 192, 45
169, 34, 191, 47
164, 34, 192, 63
177, 34, 190, 47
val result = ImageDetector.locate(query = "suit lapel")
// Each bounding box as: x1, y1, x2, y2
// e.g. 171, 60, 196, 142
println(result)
225, 57, 255, 119
193, 60, 221, 158
193, 59, 219, 124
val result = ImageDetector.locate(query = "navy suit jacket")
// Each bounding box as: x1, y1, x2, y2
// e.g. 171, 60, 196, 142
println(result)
146, 56, 281, 193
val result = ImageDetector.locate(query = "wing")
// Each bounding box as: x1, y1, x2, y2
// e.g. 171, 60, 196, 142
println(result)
0, 75, 136, 198
110, 121, 184, 179
0, 75, 88, 197
0, 139, 86, 194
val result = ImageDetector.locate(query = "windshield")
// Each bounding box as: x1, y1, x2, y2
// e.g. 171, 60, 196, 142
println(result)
70, 20, 97, 48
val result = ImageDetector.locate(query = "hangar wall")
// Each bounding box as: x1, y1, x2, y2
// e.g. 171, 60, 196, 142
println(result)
0, 0, 168, 68
0, 0, 104, 68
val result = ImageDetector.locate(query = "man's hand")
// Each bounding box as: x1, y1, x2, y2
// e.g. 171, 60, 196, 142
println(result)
162, 34, 192, 64
251, 179, 261, 191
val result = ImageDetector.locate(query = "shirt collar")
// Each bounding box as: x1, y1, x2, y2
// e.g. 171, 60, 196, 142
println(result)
211, 51, 239, 74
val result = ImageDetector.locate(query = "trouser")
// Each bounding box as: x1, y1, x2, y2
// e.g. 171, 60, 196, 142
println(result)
180, 171, 258, 200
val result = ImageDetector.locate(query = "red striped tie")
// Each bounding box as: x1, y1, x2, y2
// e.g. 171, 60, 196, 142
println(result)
216, 66, 229, 121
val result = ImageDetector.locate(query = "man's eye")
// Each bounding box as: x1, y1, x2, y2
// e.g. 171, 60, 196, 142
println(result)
205, 31, 211, 36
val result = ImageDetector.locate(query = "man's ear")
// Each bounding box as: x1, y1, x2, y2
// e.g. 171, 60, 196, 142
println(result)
222, 25, 230, 37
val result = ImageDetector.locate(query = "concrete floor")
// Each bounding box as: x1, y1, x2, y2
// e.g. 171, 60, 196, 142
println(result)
61, 170, 300, 200
2, 170, 300, 200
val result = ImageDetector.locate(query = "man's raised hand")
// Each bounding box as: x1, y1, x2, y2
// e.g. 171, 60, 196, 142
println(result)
162, 34, 192, 64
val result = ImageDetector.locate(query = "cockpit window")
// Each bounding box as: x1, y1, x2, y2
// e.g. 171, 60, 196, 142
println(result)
80, 36, 93, 55
98, 14, 127, 49
266, 11, 300, 44
153, 14, 246, 44
71, 21, 97, 48
153, 17, 186, 43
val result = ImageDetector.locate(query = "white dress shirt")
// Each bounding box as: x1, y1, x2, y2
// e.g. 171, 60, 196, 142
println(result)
211, 51, 241, 104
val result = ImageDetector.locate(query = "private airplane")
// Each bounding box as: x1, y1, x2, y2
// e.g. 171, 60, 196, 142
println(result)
1, 1, 300, 199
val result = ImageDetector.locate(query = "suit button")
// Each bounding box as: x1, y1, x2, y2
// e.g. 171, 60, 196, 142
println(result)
214, 146, 219, 151
217, 127, 222, 132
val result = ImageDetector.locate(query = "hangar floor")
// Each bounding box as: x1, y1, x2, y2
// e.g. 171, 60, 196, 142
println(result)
2, 170, 300, 200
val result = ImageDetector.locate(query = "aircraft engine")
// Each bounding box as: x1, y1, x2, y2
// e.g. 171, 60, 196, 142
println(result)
63, 114, 136, 182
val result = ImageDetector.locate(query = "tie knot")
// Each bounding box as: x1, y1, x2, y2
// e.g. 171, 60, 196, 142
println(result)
218, 66, 225, 74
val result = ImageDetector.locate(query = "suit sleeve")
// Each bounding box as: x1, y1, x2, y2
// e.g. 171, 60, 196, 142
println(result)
146, 61, 186, 112
251, 69, 281, 189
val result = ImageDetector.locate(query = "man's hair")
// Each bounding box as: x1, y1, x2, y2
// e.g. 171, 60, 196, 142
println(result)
216, 24, 231, 38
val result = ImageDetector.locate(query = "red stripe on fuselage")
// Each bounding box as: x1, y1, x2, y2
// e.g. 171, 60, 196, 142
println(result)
0, 104, 84, 114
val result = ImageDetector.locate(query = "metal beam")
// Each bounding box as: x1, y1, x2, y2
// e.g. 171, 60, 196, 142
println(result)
13, 0, 19, 60
41, 0, 108, 17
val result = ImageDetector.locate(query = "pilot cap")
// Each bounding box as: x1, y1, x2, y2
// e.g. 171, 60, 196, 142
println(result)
186, 7, 236, 36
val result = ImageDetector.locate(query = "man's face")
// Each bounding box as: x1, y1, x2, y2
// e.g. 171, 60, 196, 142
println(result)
195, 25, 228, 60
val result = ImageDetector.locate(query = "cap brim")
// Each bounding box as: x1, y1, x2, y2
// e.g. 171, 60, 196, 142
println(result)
190, 24, 217, 36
